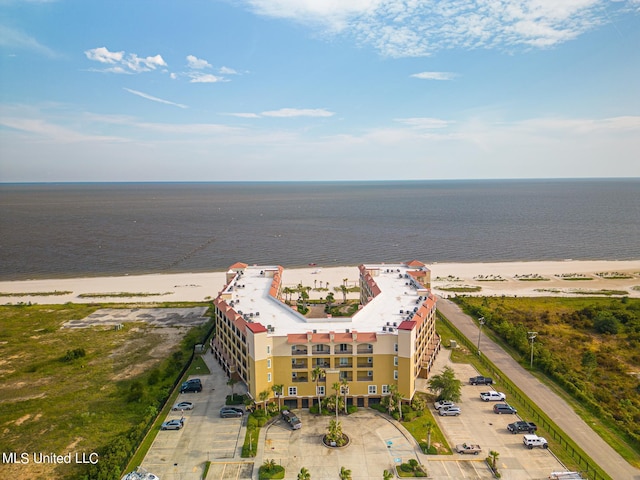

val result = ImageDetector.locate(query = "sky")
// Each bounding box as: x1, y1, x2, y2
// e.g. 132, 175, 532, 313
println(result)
1, 0, 639, 182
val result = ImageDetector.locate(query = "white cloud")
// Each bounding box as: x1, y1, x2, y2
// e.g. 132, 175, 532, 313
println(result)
186, 54, 211, 69
0, 25, 57, 57
85, 47, 166, 73
187, 73, 225, 83
242, 0, 638, 57
261, 108, 335, 117
410, 71, 456, 80
123, 88, 188, 108
219, 66, 238, 75
395, 117, 453, 129
85, 46, 123, 64
227, 112, 261, 118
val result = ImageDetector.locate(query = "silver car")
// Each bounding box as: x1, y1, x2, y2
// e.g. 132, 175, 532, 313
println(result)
161, 419, 184, 430
439, 406, 461, 416
172, 401, 194, 411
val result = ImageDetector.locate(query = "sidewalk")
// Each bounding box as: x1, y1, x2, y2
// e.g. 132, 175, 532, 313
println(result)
436, 296, 640, 480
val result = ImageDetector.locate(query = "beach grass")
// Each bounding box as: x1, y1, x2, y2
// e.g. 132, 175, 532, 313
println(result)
0, 290, 72, 297
77, 291, 173, 298
438, 286, 482, 293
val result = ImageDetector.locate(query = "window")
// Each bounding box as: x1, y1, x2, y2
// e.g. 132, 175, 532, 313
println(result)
339, 343, 348, 352
316, 386, 325, 395
394, 356, 398, 366
267, 345, 271, 354
368, 385, 377, 394
394, 343, 398, 352
267, 359, 271, 368
288, 387, 297, 396
382, 384, 390, 394
267, 373, 272, 382
339, 357, 349, 366
393, 370, 398, 380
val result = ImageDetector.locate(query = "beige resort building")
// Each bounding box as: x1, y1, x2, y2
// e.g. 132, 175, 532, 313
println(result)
210, 261, 441, 409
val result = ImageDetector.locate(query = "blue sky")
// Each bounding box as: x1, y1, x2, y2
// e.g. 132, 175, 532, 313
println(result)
1, 0, 639, 182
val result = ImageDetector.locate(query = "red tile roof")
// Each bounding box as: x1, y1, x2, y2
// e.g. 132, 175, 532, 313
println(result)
246, 322, 268, 333
398, 320, 416, 330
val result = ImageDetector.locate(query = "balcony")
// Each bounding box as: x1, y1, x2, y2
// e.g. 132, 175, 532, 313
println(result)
313, 357, 331, 368
291, 345, 308, 356
291, 359, 308, 369
356, 371, 374, 382
312, 344, 330, 355
335, 344, 353, 355
291, 375, 309, 383
356, 344, 373, 354
356, 358, 373, 368
337, 358, 353, 368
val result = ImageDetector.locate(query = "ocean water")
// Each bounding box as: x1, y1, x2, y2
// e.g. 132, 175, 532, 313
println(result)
1, 179, 639, 280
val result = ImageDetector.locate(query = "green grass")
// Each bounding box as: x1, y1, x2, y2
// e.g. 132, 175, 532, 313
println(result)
77, 292, 173, 298
0, 302, 212, 479
401, 408, 452, 455
438, 286, 482, 293
570, 289, 628, 296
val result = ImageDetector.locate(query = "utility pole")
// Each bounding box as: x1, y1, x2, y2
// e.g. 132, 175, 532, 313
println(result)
477, 317, 485, 356
528, 332, 538, 369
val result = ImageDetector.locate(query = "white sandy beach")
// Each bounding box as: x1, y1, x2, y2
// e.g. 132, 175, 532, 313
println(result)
1, 260, 639, 305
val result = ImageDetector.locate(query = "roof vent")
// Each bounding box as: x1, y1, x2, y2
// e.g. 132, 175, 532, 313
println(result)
383, 326, 387, 332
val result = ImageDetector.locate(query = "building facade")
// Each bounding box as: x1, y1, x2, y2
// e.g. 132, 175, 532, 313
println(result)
211, 261, 440, 408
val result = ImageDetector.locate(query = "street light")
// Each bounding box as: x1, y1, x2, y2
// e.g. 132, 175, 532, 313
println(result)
477, 317, 485, 356
528, 331, 538, 369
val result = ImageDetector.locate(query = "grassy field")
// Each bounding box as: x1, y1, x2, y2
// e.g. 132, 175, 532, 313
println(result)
0, 302, 212, 480
453, 296, 640, 468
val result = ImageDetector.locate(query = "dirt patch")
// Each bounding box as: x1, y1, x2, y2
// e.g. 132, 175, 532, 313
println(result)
15, 414, 31, 425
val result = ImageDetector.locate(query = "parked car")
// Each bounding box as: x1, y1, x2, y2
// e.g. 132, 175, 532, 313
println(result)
455, 443, 482, 455
439, 406, 461, 416
220, 407, 244, 418
493, 403, 517, 414
549, 472, 584, 479
172, 401, 194, 411
469, 375, 493, 385
480, 391, 506, 402
523, 434, 548, 449
180, 382, 202, 393
507, 421, 537, 434
161, 419, 184, 430
281, 410, 302, 429
434, 400, 456, 410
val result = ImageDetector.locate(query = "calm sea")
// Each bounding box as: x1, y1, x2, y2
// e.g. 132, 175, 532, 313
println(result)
1, 179, 638, 280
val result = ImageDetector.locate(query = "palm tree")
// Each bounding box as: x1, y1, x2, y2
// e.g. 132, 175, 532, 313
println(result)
383, 470, 394, 480
489, 450, 500, 471
311, 367, 325, 412
271, 384, 284, 411
340, 378, 349, 414
339, 466, 352, 480
297, 467, 311, 480
332, 381, 341, 420
340, 285, 348, 303
262, 459, 277, 473
424, 420, 434, 452
325, 292, 335, 313
327, 419, 343, 445
227, 377, 238, 398
259, 389, 270, 410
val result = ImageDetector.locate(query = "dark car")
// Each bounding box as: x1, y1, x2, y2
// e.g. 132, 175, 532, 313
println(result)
180, 381, 202, 393
469, 376, 493, 385
507, 421, 537, 434
220, 407, 244, 418
493, 403, 517, 414
281, 410, 302, 429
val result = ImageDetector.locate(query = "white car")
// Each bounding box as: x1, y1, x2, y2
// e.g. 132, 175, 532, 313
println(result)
523, 434, 549, 449
480, 391, 506, 402
434, 400, 456, 410
172, 401, 194, 411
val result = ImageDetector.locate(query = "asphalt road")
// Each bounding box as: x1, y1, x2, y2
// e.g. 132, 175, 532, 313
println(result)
436, 297, 640, 480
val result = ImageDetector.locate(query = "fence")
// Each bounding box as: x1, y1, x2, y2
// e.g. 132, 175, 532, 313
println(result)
437, 311, 611, 480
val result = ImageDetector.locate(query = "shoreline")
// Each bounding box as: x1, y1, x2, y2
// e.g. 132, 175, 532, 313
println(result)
1, 259, 639, 305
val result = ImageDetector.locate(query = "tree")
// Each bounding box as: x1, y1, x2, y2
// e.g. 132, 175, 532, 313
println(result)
332, 382, 341, 420
271, 384, 284, 411
341, 378, 349, 414
262, 459, 277, 473
339, 466, 352, 480
312, 367, 325, 411
383, 470, 394, 480
227, 377, 238, 397
427, 366, 462, 402
298, 467, 311, 480
326, 419, 345, 446
385, 384, 403, 420
325, 292, 335, 313
340, 285, 348, 303
424, 421, 434, 451
489, 450, 500, 471
259, 389, 270, 410
282, 286, 293, 303
594, 311, 620, 334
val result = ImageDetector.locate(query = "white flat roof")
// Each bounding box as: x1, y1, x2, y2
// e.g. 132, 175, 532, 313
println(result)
225, 263, 430, 336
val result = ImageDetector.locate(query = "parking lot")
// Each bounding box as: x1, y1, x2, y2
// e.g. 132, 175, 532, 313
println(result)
140, 351, 571, 480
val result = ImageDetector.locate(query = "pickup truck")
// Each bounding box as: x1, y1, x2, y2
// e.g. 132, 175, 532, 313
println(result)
469, 375, 493, 385
480, 391, 506, 402
507, 421, 537, 434
523, 434, 548, 449
455, 443, 482, 455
